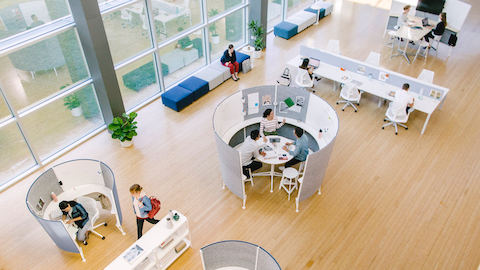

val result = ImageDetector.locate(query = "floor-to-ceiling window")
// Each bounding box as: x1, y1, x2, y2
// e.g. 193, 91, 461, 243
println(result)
267, 0, 283, 30
0, 0, 249, 187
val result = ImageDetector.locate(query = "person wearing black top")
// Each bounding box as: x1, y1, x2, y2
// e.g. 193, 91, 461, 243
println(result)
220, 44, 240, 81
424, 12, 447, 42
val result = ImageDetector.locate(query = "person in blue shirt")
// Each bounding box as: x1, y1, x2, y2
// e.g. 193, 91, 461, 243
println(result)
130, 184, 159, 239
282, 127, 309, 168
59, 200, 90, 245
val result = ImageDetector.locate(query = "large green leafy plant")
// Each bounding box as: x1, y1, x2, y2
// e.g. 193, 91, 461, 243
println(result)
108, 112, 138, 142
248, 20, 265, 51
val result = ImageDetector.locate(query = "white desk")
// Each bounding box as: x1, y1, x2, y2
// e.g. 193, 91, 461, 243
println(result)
391, 16, 434, 63
288, 54, 447, 134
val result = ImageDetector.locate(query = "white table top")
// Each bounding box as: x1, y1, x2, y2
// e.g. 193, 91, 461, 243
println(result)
287, 55, 441, 114
241, 45, 255, 54
256, 136, 294, 165
394, 16, 434, 41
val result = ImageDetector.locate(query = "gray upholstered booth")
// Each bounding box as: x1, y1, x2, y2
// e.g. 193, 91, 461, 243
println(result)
200, 240, 281, 270
26, 159, 125, 262
213, 85, 339, 211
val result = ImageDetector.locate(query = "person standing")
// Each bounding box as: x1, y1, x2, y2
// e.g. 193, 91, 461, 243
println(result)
260, 109, 286, 141
282, 127, 309, 168
130, 184, 159, 239
239, 130, 266, 178
59, 200, 90, 245
220, 44, 240, 81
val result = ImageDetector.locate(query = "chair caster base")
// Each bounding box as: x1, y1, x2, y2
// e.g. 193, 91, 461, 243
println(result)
354, 110, 357, 113
395, 132, 398, 135
382, 127, 385, 129
405, 127, 408, 130
342, 109, 344, 111
104, 223, 108, 226
336, 102, 339, 104
384, 119, 387, 122
102, 236, 106, 240
83, 241, 88, 245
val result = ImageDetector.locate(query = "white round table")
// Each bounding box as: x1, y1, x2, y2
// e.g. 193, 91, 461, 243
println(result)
240, 45, 256, 67
255, 135, 294, 192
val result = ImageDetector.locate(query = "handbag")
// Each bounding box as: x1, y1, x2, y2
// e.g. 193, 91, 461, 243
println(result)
147, 197, 161, 219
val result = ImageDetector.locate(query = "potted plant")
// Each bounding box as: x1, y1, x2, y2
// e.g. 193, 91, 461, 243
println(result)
208, 9, 220, 44
63, 93, 82, 117
108, 112, 138, 148
248, 20, 265, 58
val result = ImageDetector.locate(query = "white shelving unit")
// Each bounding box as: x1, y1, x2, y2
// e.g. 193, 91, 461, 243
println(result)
105, 211, 190, 270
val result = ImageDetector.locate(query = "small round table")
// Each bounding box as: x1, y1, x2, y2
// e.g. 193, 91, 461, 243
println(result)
240, 45, 256, 67
255, 135, 294, 192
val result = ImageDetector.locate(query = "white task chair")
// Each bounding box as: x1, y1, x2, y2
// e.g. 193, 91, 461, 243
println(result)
76, 197, 107, 245
417, 69, 435, 84
326, 39, 340, 55
413, 40, 430, 63
336, 84, 362, 112
381, 102, 413, 135
431, 33, 442, 56
295, 68, 315, 92
279, 167, 299, 201
365, 51, 381, 66
242, 168, 253, 186
385, 30, 397, 48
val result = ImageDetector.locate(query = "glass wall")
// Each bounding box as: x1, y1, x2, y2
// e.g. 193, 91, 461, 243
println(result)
0, 0, 249, 187
286, 0, 312, 17
268, 0, 283, 30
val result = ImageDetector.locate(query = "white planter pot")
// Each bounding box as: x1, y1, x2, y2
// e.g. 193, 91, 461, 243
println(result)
71, 107, 83, 117
212, 35, 220, 44
253, 50, 262, 59
120, 139, 134, 148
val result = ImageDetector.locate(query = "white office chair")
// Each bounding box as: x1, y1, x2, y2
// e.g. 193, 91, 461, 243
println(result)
431, 33, 442, 56
336, 84, 362, 112
326, 39, 340, 55
242, 168, 254, 186
279, 167, 299, 201
381, 102, 413, 135
76, 197, 107, 245
417, 69, 435, 84
385, 30, 397, 48
295, 68, 315, 92
365, 51, 381, 66
413, 40, 430, 63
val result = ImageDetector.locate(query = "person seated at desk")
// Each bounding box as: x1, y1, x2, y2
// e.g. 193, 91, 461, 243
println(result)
390, 83, 415, 117
396, 5, 411, 28
260, 109, 285, 142
282, 127, 309, 169
424, 12, 447, 43
240, 130, 266, 178
220, 44, 240, 81
59, 200, 90, 245
130, 184, 159, 239
299, 58, 320, 82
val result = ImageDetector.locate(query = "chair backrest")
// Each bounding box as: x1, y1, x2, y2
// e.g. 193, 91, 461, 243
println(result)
76, 197, 99, 227
295, 68, 313, 87
365, 51, 381, 66
386, 101, 410, 123
326, 39, 340, 55
417, 69, 435, 84
340, 84, 360, 101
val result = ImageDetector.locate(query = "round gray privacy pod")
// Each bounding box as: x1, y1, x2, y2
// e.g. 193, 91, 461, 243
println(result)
200, 240, 281, 270
25, 159, 125, 262
213, 86, 339, 210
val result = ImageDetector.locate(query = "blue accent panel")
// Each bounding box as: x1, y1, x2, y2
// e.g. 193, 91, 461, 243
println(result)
274, 22, 298, 40
178, 76, 209, 101
161, 86, 194, 112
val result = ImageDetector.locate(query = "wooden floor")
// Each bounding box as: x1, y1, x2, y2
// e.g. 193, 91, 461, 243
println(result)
1, 0, 480, 269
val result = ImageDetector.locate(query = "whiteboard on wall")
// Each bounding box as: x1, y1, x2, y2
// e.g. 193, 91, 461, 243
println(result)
443, 0, 471, 31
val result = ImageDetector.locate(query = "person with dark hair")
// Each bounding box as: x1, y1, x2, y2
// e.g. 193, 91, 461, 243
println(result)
282, 127, 309, 168
390, 83, 414, 118
299, 58, 320, 82
424, 12, 447, 42
260, 108, 285, 141
239, 130, 265, 178
130, 184, 159, 239
220, 44, 240, 81
59, 200, 90, 245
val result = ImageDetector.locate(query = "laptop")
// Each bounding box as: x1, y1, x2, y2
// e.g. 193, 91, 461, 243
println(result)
422, 17, 430, 27
308, 58, 320, 69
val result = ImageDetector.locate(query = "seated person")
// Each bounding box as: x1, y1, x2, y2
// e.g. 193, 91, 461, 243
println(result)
220, 44, 240, 81
239, 130, 266, 178
59, 200, 90, 245
299, 58, 320, 82
396, 5, 410, 28
424, 12, 447, 42
390, 83, 414, 118
282, 127, 309, 168
260, 108, 285, 142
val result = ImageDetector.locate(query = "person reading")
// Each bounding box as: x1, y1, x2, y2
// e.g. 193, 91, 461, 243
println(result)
239, 130, 266, 178
59, 200, 90, 245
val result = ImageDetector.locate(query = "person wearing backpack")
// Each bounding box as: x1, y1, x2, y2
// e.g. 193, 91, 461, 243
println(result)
130, 184, 159, 239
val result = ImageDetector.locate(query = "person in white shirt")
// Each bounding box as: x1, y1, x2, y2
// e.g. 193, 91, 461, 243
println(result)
260, 109, 285, 142
397, 5, 410, 28
391, 83, 415, 118
239, 130, 266, 178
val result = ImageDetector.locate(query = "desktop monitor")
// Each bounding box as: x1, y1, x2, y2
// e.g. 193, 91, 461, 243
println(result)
416, 0, 446, 15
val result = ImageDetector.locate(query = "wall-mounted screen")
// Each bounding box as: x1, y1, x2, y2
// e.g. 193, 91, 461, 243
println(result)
416, 0, 446, 15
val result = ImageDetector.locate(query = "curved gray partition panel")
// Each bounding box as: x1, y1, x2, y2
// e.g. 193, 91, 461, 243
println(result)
100, 162, 122, 224
37, 218, 79, 253
299, 137, 337, 202
201, 240, 281, 270
214, 135, 244, 199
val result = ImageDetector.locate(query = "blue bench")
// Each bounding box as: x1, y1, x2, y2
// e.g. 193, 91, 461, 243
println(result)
236, 52, 250, 72
178, 76, 209, 101
274, 21, 298, 40
304, 7, 326, 20
161, 86, 194, 112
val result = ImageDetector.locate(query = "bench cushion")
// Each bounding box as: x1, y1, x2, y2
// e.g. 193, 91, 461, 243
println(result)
178, 76, 209, 100
161, 86, 194, 112
236, 52, 250, 72
274, 21, 298, 40
211, 61, 232, 81
194, 67, 224, 90
286, 11, 316, 32
304, 7, 326, 20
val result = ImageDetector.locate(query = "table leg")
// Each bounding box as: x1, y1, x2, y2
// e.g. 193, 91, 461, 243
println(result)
421, 113, 431, 135
270, 164, 275, 192
402, 41, 411, 64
